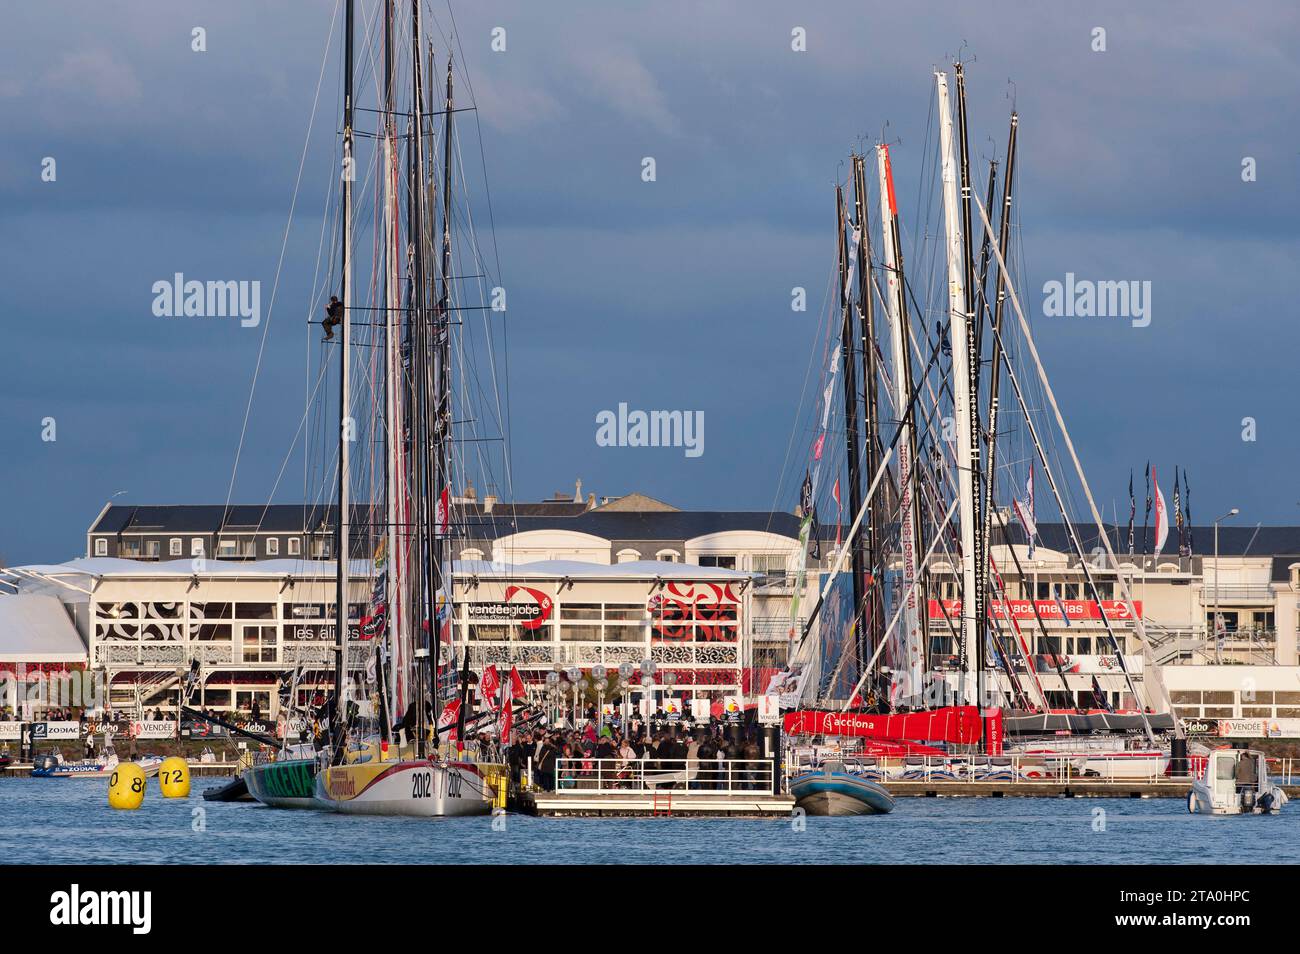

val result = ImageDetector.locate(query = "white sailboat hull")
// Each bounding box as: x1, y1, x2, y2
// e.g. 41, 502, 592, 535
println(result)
315, 759, 494, 817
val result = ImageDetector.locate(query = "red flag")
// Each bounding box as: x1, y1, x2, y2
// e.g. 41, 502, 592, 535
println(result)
508, 665, 526, 701
437, 487, 449, 534
437, 699, 461, 743
812, 433, 826, 461
499, 697, 513, 742
480, 664, 501, 710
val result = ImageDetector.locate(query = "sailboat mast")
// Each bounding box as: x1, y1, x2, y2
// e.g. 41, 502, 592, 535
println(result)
954, 62, 988, 723
836, 185, 867, 689
332, 0, 355, 757
852, 154, 884, 692
406, 0, 435, 757
379, 0, 399, 745
978, 112, 1018, 702
936, 70, 980, 708
875, 145, 925, 706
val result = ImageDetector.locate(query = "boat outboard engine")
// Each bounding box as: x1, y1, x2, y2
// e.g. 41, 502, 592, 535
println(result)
32, 754, 58, 773
1240, 788, 1257, 812
1257, 790, 1275, 813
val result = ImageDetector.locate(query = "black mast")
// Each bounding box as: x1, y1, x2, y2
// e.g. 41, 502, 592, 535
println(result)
954, 62, 986, 725
851, 155, 884, 699
979, 113, 1018, 700
330, 0, 354, 763
835, 185, 867, 691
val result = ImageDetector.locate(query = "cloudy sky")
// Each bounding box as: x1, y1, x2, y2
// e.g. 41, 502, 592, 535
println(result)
2, 1, 1298, 564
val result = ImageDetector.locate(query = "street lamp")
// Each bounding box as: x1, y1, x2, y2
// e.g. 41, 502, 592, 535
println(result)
1213, 508, 1240, 662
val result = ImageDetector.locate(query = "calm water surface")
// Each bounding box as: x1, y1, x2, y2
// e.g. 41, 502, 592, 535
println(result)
2, 777, 1296, 864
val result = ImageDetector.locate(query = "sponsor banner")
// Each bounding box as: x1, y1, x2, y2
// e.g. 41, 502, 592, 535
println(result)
690, 699, 711, 721
783, 706, 984, 744
1028, 654, 1144, 676
31, 721, 81, 741
1182, 717, 1300, 739
466, 587, 553, 630
286, 624, 363, 642
928, 599, 1142, 623
0, 722, 21, 741
757, 694, 781, 725
723, 695, 744, 723
131, 720, 177, 740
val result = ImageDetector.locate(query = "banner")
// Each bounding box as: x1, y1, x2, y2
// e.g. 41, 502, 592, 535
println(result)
783, 706, 984, 744
0, 722, 21, 741
1182, 717, 1300, 739
757, 695, 781, 725
31, 721, 81, 741
130, 720, 177, 740
928, 599, 1142, 622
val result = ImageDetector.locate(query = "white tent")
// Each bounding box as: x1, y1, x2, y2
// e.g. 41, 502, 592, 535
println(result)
0, 594, 88, 663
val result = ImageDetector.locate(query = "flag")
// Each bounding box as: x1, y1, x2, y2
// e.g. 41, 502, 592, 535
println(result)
1152, 466, 1169, 555
808, 505, 821, 560
1013, 464, 1036, 558
1142, 461, 1152, 555
1183, 470, 1194, 555
437, 487, 449, 534
508, 665, 526, 701
480, 664, 501, 710
799, 469, 813, 516
1126, 469, 1136, 556
1054, 585, 1072, 628
1174, 467, 1184, 556
437, 699, 461, 743
498, 697, 514, 744
1091, 675, 1113, 712
813, 433, 826, 461
832, 478, 842, 549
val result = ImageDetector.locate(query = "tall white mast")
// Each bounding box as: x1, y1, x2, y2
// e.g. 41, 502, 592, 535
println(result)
936, 71, 979, 706
875, 144, 923, 705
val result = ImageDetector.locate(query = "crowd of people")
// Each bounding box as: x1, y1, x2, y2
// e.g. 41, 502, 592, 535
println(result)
508, 706, 771, 793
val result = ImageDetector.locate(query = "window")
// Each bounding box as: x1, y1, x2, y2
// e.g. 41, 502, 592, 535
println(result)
234, 690, 272, 717
94, 538, 108, 556
169, 538, 182, 556
218, 539, 237, 556
287, 537, 301, 556
236, 603, 276, 620
699, 555, 736, 570
461, 548, 483, 561
241, 625, 277, 663
656, 549, 680, 562
191, 538, 205, 556
145, 540, 161, 558
266, 537, 279, 556
311, 538, 330, 559
616, 548, 641, 563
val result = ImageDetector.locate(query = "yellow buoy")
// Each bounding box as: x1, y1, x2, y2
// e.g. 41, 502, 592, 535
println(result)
158, 756, 191, 798
108, 762, 147, 810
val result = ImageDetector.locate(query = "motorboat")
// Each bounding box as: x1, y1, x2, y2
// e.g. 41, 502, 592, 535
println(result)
789, 759, 895, 816
1189, 748, 1288, 816
31, 751, 162, 779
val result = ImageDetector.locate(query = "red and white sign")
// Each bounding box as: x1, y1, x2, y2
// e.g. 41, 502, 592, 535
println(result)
928, 599, 1141, 623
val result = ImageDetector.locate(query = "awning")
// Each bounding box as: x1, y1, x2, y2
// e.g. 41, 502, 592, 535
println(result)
0, 595, 88, 663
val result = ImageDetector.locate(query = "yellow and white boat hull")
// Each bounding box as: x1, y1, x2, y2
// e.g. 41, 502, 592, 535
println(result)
315, 758, 495, 817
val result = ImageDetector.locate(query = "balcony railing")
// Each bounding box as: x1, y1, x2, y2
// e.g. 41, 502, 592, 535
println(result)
1200, 584, 1274, 603
549, 757, 775, 795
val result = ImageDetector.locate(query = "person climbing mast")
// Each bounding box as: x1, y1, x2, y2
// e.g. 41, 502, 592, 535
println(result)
323, 295, 343, 340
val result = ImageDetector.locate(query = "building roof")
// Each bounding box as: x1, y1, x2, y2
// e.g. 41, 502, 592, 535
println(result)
0, 595, 87, 663
87, 504, 1300, 560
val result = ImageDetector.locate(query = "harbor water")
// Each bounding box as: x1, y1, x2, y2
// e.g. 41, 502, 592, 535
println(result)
2, 778, 1295, 864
